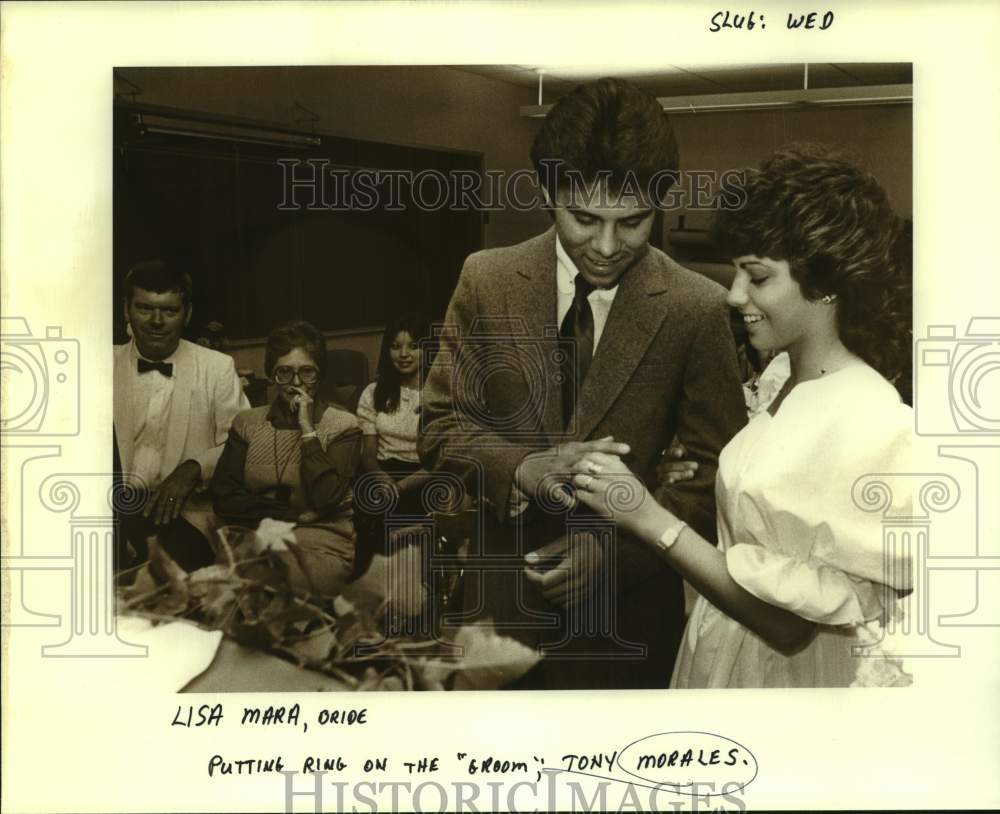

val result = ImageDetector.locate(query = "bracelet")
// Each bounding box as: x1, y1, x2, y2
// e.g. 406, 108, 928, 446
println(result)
300, 431, 318, 441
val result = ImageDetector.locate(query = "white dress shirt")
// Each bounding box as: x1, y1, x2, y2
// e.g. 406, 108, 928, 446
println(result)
126, 341, 179, 489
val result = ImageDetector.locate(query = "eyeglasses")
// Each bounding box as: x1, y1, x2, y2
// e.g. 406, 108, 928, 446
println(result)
272, 365, 319, 385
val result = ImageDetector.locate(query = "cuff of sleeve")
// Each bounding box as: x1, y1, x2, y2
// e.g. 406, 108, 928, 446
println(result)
182, 457, 207, 488
507, 483, 530, 518
726, 543, 878, 626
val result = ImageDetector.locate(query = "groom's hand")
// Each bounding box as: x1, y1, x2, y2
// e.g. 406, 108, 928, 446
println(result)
524, 534, 605, 608
515, 437, 630, 509
657, 440, 698, 485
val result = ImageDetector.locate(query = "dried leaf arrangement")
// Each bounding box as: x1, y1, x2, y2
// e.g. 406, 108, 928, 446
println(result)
118, 520, 538, 691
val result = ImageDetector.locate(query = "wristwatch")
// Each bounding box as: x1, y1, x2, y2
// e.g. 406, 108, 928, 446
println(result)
655, 516, 687, 553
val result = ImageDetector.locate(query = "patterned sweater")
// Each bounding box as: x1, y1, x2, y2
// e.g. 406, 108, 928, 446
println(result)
211, 398, 362, 527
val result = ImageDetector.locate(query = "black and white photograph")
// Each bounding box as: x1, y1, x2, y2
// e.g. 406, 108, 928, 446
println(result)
109, 62, 916, 693
2, 3, 998, 813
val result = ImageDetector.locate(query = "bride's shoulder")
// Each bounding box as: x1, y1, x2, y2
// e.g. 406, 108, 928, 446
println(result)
814, 365, 913, 461
833, 364, 910, 415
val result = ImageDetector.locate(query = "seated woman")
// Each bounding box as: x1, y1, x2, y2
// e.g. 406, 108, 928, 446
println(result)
353, 313, 436, 564
566, 144, 914, 688
211, 320, 362, 598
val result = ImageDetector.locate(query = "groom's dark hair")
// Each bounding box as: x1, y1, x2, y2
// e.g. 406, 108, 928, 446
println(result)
530, 77, 679, 206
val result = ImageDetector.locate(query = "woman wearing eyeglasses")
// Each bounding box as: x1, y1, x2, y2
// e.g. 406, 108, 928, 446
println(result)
211, 320, 363, 598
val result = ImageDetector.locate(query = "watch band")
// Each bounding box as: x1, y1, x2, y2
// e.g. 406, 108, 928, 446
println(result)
655, 518, 687, 552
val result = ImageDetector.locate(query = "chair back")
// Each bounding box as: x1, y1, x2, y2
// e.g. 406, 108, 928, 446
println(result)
318, 347, 370, 412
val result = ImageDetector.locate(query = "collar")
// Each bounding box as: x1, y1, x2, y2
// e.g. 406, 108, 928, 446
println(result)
267, 394, 329, 429
555, 235, 619, 300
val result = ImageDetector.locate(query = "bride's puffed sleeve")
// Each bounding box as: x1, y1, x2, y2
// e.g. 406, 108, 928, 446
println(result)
724, 376, 914, 627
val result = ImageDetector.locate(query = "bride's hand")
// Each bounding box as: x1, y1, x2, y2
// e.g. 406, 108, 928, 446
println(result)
570, 452, 653, 536
569, 450, 631, 478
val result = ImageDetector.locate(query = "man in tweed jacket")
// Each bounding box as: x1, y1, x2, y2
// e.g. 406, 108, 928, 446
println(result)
418, 78, 746, 688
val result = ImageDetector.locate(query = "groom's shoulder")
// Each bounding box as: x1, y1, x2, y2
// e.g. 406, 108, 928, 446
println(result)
460, 230, 552, 280
646, 245, 729, 309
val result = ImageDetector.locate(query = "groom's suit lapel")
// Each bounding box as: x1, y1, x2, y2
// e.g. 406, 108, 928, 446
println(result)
575, 249, 669, 440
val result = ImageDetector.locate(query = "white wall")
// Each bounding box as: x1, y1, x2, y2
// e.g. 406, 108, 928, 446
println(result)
666, 104, 912, 239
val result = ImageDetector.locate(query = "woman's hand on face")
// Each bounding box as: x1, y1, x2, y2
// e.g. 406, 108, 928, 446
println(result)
570, 451, 655, 537
288, 385, 315, 433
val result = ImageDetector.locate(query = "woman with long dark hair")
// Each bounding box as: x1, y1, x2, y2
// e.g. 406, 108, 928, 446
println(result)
356, 312, 435, 500
566, 144, 914, 687
353, 313, 439, 568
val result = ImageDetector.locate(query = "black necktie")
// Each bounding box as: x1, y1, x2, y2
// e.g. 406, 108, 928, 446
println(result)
137, 358, 173, 378
560, 274, 595, 428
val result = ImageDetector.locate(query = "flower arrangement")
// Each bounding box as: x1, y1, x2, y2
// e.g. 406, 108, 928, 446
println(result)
118, 519, 538, 691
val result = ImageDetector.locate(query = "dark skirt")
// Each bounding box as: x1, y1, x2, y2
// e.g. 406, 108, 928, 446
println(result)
352, 457, 426, 578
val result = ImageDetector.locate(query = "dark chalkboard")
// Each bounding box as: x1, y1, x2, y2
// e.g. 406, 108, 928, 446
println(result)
113, 103, 484, 342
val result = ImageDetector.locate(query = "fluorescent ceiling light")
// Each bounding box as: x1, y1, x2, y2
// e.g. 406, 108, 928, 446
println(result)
136, 113, 321, 147
521, 84, 912, 117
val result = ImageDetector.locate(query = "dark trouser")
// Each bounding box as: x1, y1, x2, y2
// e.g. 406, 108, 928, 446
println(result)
477, 507, 686, 690
352, 458, 424, 578
115, 490, 215, 574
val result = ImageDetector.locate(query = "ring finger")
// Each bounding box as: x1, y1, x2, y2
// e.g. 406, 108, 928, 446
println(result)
583, 451, 625, 473
572, 458, 602, 476
573, 472, 607, 494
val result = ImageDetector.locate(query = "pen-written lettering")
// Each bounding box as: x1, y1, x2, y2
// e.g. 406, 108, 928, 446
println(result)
561, 751, 619, 772
709, 10, 764, 31
172, 704, 223, 727
787, 11, 834, 29
241, 704, 300, 726
635, 747, 740, 770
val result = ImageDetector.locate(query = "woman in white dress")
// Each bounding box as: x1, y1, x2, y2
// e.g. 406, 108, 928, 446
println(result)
570, 144, 914, 688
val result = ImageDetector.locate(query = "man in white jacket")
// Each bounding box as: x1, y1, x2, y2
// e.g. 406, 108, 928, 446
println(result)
114, 260, 248, 571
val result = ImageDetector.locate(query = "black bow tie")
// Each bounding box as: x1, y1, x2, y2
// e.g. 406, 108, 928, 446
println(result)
137, 358, 173, 377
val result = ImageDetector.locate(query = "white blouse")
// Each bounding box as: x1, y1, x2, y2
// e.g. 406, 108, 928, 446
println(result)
672, 361, 915, 688
355, 382, 421, 463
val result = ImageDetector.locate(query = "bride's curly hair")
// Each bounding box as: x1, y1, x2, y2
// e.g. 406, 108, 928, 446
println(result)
711, 143, 912, 402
